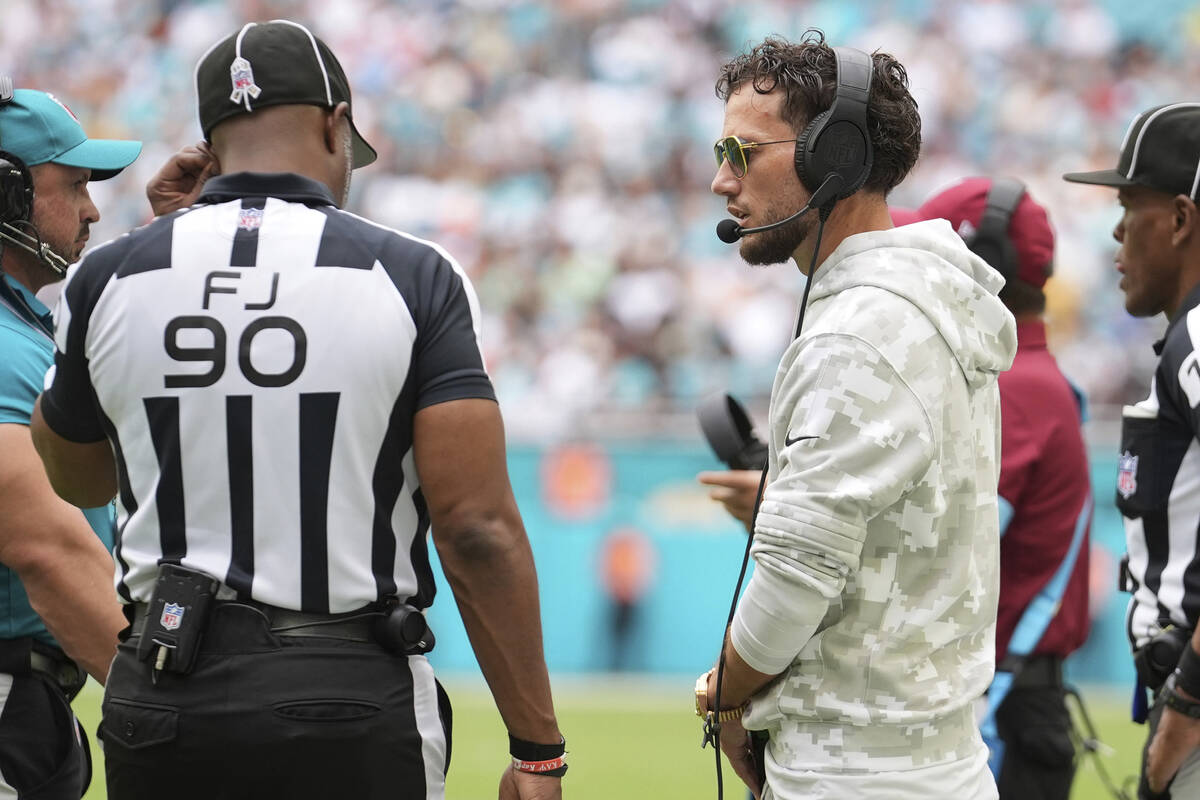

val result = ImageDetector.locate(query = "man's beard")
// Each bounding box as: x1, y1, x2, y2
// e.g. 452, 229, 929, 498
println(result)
738, 205, 814, 266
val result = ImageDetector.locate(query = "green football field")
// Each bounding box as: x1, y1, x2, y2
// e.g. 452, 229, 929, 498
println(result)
77, 676, 1144, 799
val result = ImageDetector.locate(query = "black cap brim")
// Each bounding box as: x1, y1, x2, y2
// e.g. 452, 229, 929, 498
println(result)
1062, 168, 1136, 188
350, 118, 376, 168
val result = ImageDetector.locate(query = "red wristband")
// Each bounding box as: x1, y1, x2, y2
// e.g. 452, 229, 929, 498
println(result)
512, 755, 567, 775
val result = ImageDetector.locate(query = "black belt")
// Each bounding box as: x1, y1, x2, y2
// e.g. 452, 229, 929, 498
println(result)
0, 638, 87, 701
131, 600, 382, 644
999, 654, 1064, 691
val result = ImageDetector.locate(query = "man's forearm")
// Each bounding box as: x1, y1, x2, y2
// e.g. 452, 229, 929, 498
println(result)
22, 531, 124, 683
436, 519, 560, 743
712, 638, 780, 708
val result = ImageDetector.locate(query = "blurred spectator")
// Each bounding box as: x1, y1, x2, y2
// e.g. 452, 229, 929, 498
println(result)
597, 526, 656, 672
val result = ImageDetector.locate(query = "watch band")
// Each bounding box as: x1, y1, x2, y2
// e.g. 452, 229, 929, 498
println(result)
711, 704, 748, 723
1164, 683, 1200, 719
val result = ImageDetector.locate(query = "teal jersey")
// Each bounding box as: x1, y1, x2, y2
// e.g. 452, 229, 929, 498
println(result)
0, 274, 116, 645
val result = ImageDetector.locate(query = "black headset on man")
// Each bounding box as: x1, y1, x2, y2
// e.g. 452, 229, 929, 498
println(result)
0, 76, 69, 277
965, 176, 1033, 286
702, 46, 877, 799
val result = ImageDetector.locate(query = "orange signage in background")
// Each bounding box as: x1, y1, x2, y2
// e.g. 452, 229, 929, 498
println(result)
540, 443, 612, 520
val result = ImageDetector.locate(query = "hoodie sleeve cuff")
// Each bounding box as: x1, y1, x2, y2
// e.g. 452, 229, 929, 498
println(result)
729, 565, 830, 675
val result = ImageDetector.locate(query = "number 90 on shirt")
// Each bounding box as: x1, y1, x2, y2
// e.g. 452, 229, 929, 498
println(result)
163, 314, 307, 389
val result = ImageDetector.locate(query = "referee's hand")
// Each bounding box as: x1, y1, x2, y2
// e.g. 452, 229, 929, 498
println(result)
498, 766, 562, 799
146, 141, 219, 217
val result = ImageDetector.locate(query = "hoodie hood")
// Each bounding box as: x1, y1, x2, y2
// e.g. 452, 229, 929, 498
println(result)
808, 218, 1016, 389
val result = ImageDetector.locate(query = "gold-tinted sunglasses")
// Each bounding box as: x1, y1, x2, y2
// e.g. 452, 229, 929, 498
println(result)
713, 135, 799, 178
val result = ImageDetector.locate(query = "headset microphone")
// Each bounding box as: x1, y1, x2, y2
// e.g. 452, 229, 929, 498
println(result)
715, 174, 845, 243
0, 224, 69, 276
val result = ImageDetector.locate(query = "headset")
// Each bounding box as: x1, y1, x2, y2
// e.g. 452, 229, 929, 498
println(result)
795, 46, 875, 206
0, 151, 34, 227
0, 76, 68, 276
963, 177, 1027, 285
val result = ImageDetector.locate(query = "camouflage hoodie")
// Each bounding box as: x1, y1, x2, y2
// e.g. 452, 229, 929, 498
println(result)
736, 218, 1017, 772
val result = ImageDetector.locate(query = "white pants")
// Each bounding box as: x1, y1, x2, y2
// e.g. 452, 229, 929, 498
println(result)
762, 741, 998, 800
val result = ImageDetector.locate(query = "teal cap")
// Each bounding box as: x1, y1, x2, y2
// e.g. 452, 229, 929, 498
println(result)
0, 89, 141, 180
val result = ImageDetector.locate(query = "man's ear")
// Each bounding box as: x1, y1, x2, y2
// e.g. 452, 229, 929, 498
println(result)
1173, 194, 1198, 248
323, 102, 351, 155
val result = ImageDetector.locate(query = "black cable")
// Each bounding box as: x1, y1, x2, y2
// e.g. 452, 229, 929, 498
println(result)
1064, 684, 1136, 800
705, 211, 830, 800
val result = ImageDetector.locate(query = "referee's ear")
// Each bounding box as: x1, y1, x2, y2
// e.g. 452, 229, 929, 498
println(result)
323, 102, 351, 155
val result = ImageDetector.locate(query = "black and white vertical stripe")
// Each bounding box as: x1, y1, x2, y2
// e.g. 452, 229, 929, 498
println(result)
1121, 290, 1200, 645
42, 175, 494, 614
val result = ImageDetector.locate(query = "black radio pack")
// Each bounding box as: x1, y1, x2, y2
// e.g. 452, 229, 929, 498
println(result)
136, 563, 220, 677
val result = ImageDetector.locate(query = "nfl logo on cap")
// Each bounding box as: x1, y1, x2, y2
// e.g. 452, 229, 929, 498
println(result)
161, 602, 185, 631
229, 56, 261, 110
1118, 451, 1139, 499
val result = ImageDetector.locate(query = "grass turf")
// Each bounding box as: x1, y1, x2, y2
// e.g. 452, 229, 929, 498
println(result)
77, 677, 1144, 799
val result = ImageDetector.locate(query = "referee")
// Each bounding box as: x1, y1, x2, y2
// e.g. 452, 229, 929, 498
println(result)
29, 20, 563, 800
1064, 104, 1200, 798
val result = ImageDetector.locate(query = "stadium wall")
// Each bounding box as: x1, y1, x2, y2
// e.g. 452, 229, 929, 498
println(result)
424, 442, 1135, 687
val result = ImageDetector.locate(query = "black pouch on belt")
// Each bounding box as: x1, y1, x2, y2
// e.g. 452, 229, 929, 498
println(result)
135, 564, 219, 676
1134, 625, 1192, 693
373, 601, 436, 656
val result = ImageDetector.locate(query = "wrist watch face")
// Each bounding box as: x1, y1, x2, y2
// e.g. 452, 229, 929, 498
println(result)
695, 672, 709, 716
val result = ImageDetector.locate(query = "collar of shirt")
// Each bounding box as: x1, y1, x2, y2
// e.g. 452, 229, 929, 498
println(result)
198, 172, 336, 207
0, 273, 53, 331
1015, 318, 1047, 352
1154, 282, 1200, 355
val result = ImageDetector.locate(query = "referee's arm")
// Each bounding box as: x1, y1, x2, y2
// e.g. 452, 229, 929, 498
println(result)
415, 397, 561, 745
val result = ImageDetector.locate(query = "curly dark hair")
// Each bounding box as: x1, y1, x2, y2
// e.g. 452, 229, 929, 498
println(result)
715, 30, 921, 195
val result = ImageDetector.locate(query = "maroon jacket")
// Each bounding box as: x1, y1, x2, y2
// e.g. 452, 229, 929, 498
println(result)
995, 319, 1091, 662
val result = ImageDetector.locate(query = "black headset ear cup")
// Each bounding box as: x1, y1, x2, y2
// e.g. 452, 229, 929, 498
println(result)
0, 150, 33, 224
810, 120, 871, 197
792, 47, 873, 203
967, 178, 1026, 283
794, 110, 830, 190
968, 236, 1019, 283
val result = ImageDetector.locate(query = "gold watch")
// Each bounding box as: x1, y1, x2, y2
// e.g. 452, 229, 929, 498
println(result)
694, 668, 748, 721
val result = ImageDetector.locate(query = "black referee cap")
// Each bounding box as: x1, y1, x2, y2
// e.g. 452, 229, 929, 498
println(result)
1064, 103, 1200, 199
194, 19, 377, 168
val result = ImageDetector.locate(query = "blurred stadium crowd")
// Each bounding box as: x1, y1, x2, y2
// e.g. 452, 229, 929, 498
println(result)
4, 0, 1198, 439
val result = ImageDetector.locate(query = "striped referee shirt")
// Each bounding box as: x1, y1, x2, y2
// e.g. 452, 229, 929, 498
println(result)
1119, 283, 1200, 647
38, 172, 495, 614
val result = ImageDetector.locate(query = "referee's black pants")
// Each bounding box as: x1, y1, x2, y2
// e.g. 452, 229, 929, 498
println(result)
994, 656, 1076, 800
100, 603, 452, 800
